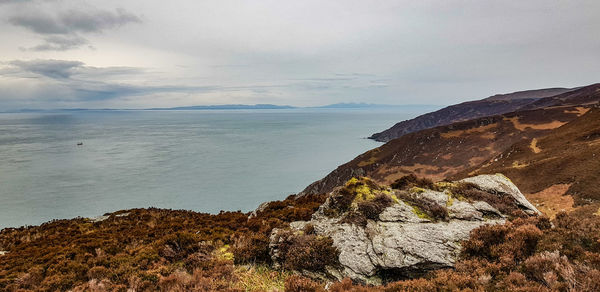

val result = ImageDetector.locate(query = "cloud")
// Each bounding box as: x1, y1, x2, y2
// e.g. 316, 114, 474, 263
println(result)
0, 58, 386, 109
24, 35, 89, 51
0, 59, 229, 105
9, 8, 140, 35
2, 1, 600, 109
6, 5, 140, 50
9, 59, 84, 78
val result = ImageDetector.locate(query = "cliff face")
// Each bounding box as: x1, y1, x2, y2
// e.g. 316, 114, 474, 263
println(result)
369, 87, 574, 142
301, 84, 600, 198
274, 175, 539, 284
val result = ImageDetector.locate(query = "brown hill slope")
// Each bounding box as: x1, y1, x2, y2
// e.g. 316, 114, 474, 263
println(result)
369, 87, 574, 142
303, 84, 600, 196
455, 106, 600, 208
522, 83, 600, 109
301, 105, 589, 196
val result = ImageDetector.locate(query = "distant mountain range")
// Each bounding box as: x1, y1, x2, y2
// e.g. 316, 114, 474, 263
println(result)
148, 104, 296, 110
310, 103, 434, 109
147, 103, 436, 110
4, 103, 438, 113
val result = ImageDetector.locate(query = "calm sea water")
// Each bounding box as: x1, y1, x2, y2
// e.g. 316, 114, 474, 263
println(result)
0, 108, 431, 229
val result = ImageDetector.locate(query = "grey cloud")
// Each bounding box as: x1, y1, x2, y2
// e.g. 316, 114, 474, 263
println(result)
6, 59, 145, 80
9, 59, 84, 79
25, 35, 88, 51
1, 59, 253, 103
9, 8, 140, 35
2, 58, 374, 105
7, 6, 140, 50
0, 0, 32, 3
61, 8, 141, 33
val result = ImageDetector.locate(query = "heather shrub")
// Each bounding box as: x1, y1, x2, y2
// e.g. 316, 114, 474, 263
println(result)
358, 194, 393, 220
184, 245, 215, 270
231, 232, 271, 264
284, 275, 325, 292
390, 174, 434, 190
87, 266, 109, 280
449, 182, 522, 216
462, 218, 543, 265
284, 235, 338, 271
326, 188, 356, 216
158, 232, 201, 262
395, 191, 449, 221
328, 278, 356, 291
522, 251, 574, 289
340, 210, 368, 227
538, 211, 600, 260
273, 231, 339, 272
303, 223, 316, 235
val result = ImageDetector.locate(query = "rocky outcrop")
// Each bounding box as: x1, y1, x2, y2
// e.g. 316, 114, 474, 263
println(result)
460, 174, 540, 215
272, 175, 539, 284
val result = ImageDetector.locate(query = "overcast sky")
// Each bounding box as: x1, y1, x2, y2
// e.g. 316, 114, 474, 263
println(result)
0, 0, 599, 109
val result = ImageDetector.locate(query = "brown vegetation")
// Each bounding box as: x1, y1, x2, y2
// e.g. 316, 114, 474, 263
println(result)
271, 230, 339, 272
394, 191, 449, 221
303, 84, 600, 199
0, 192, 327, 291
2, 178, 600, 291
302, 104, 590, 196
449, 182, 525, 217
279, 207, 600, 291
357, 194, 393, 220
526, 184, 575, 218
390, 174, 434, 191
462, 107, 600, 205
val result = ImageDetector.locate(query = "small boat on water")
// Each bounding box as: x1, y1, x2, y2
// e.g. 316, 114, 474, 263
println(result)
77, 142, 83, 146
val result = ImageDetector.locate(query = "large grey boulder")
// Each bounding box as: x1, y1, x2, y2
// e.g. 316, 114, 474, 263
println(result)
270, 175, 540, 284
460, 174, 541, 215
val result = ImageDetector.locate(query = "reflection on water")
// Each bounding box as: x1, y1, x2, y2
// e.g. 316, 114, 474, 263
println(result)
0, 108, 431, 228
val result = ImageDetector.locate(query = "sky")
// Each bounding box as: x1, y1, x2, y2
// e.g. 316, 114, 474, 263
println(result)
0, 0, 599, 110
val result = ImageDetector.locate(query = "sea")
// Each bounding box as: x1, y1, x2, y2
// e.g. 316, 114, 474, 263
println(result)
0, 107, 434, 229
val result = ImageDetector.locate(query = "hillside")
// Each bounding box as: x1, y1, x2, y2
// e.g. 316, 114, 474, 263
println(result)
2, 84, 600, 291
2, 176, 600, 291
302, 106, 588, 196
455, 106, 600, 213
521, 83, 600, 109
304, 84, 600, 197
369, 87, 574, 142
